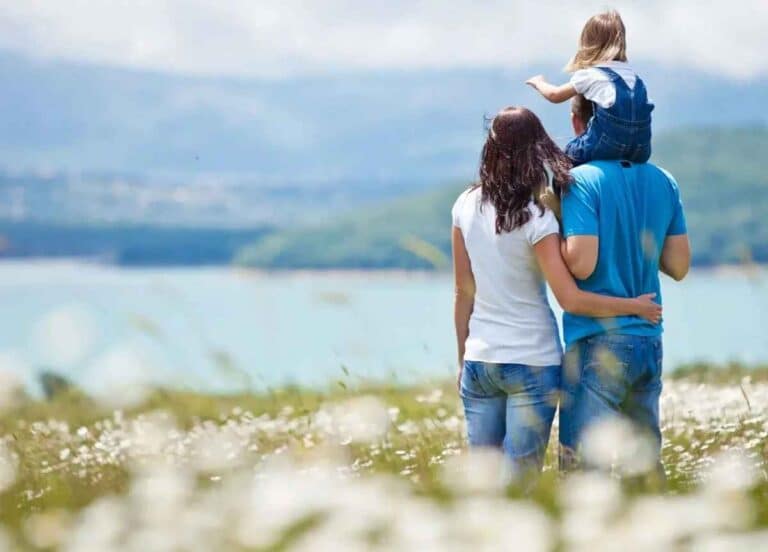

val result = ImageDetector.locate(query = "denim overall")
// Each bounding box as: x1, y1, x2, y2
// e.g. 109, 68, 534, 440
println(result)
565, 67, 654, 165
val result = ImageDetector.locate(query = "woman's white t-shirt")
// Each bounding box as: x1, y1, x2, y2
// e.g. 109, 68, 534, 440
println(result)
452, 187, 562, 366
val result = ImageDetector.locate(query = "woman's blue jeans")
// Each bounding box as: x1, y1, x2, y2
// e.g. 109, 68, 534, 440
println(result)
460, 361, 560, 473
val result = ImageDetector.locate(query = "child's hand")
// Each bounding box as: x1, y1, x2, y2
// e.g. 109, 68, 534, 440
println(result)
526, 75, 546, 90
539, 187, 562, 222
525, 76, 575, 104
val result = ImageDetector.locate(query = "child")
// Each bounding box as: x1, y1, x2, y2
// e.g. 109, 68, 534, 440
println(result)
526, 10, 654, 165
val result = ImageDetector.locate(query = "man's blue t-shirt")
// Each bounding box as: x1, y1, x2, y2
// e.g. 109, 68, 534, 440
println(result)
561, 161, 687, 348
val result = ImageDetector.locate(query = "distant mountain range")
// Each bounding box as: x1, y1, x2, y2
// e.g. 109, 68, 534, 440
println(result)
1, 50, 767, 191
0, 52, 766, 267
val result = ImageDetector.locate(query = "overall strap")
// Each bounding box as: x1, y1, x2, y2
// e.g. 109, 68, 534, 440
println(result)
596, 66, 629, 91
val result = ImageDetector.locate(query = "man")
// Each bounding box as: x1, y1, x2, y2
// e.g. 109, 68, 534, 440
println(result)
558, 95, 691, 476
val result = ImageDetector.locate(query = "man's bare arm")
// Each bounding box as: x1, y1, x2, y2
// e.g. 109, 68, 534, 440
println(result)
561, 235, 599, 280
660, 234, 691, 281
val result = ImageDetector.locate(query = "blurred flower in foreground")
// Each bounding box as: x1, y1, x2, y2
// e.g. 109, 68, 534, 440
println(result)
704, 450, 757, 495
581, 416, 657, 476
315, 395, 390, 444
191, 424, 246, 473
235, 461, 341, 549
561, 472, 622, 546
130, 465, 193, 522
440, 448, 513, 494
125, 411, 177, 468
23, 510, 72, 550
0, 440, 17, 492
450, 498, 553, 552
35, 304, 95, 366
0, 354, 26, 412
83, 346, 156, 409
693, 530, 768, 551
615, 494, 724, 548
64, 496, 126, 552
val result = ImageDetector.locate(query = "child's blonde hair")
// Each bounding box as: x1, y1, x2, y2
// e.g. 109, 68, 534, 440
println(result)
565, 10, 627, 73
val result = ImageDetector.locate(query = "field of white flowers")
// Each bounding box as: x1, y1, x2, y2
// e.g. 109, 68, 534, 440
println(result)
0, 365, 766, 551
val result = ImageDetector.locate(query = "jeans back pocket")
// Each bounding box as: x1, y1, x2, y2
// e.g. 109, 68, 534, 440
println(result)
583, 336, 634, 401
460, 361, 496, 399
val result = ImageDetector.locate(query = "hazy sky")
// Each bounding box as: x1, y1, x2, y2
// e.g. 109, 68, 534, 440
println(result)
0, 1, 765, 79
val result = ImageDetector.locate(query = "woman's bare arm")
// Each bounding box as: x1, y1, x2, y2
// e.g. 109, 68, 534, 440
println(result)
452, 226, 475, 389
534, 234, 661, 322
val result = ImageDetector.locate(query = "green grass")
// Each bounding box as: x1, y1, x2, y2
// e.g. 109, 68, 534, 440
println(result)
668, 361, 768, 383
1, 364, 768, 549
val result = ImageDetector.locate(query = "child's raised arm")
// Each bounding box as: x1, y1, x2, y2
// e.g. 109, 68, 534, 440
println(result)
526, 75, 577, 104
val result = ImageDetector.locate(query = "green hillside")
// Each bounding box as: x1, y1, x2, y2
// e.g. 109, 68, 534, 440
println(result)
236, 127, 768, 270
653, 127, 768, 265
235, 186, 457, 269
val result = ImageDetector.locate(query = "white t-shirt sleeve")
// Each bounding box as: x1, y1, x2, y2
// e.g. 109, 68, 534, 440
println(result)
569, 68, 615, 108
570, 68, 597, 94
525, 206, 559, 245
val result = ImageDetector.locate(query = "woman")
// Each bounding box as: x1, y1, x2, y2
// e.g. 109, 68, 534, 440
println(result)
452, 106, 660, 474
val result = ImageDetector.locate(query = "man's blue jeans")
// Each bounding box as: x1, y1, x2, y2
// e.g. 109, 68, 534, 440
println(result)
559, 333, 663, 472
460, 361, 560, 473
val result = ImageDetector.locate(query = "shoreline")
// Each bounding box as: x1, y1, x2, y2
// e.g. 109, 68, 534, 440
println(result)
0, 257, 764, 279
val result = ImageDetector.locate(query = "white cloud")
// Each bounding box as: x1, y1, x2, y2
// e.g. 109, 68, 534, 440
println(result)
0, 0, 765, 79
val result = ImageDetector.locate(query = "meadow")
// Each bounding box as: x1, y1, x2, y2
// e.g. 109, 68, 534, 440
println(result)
0, 363, 766, 550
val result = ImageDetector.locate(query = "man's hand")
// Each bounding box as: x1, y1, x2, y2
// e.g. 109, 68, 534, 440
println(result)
456, 362, 463, 393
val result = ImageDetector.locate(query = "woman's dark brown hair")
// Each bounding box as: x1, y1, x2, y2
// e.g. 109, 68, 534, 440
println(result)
478, 106, 572, 234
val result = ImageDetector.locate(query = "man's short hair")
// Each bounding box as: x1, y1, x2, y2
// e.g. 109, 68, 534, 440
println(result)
571, 94, 593, 126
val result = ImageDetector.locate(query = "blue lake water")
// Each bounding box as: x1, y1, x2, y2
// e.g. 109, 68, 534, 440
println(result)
0, 261, 766, 393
